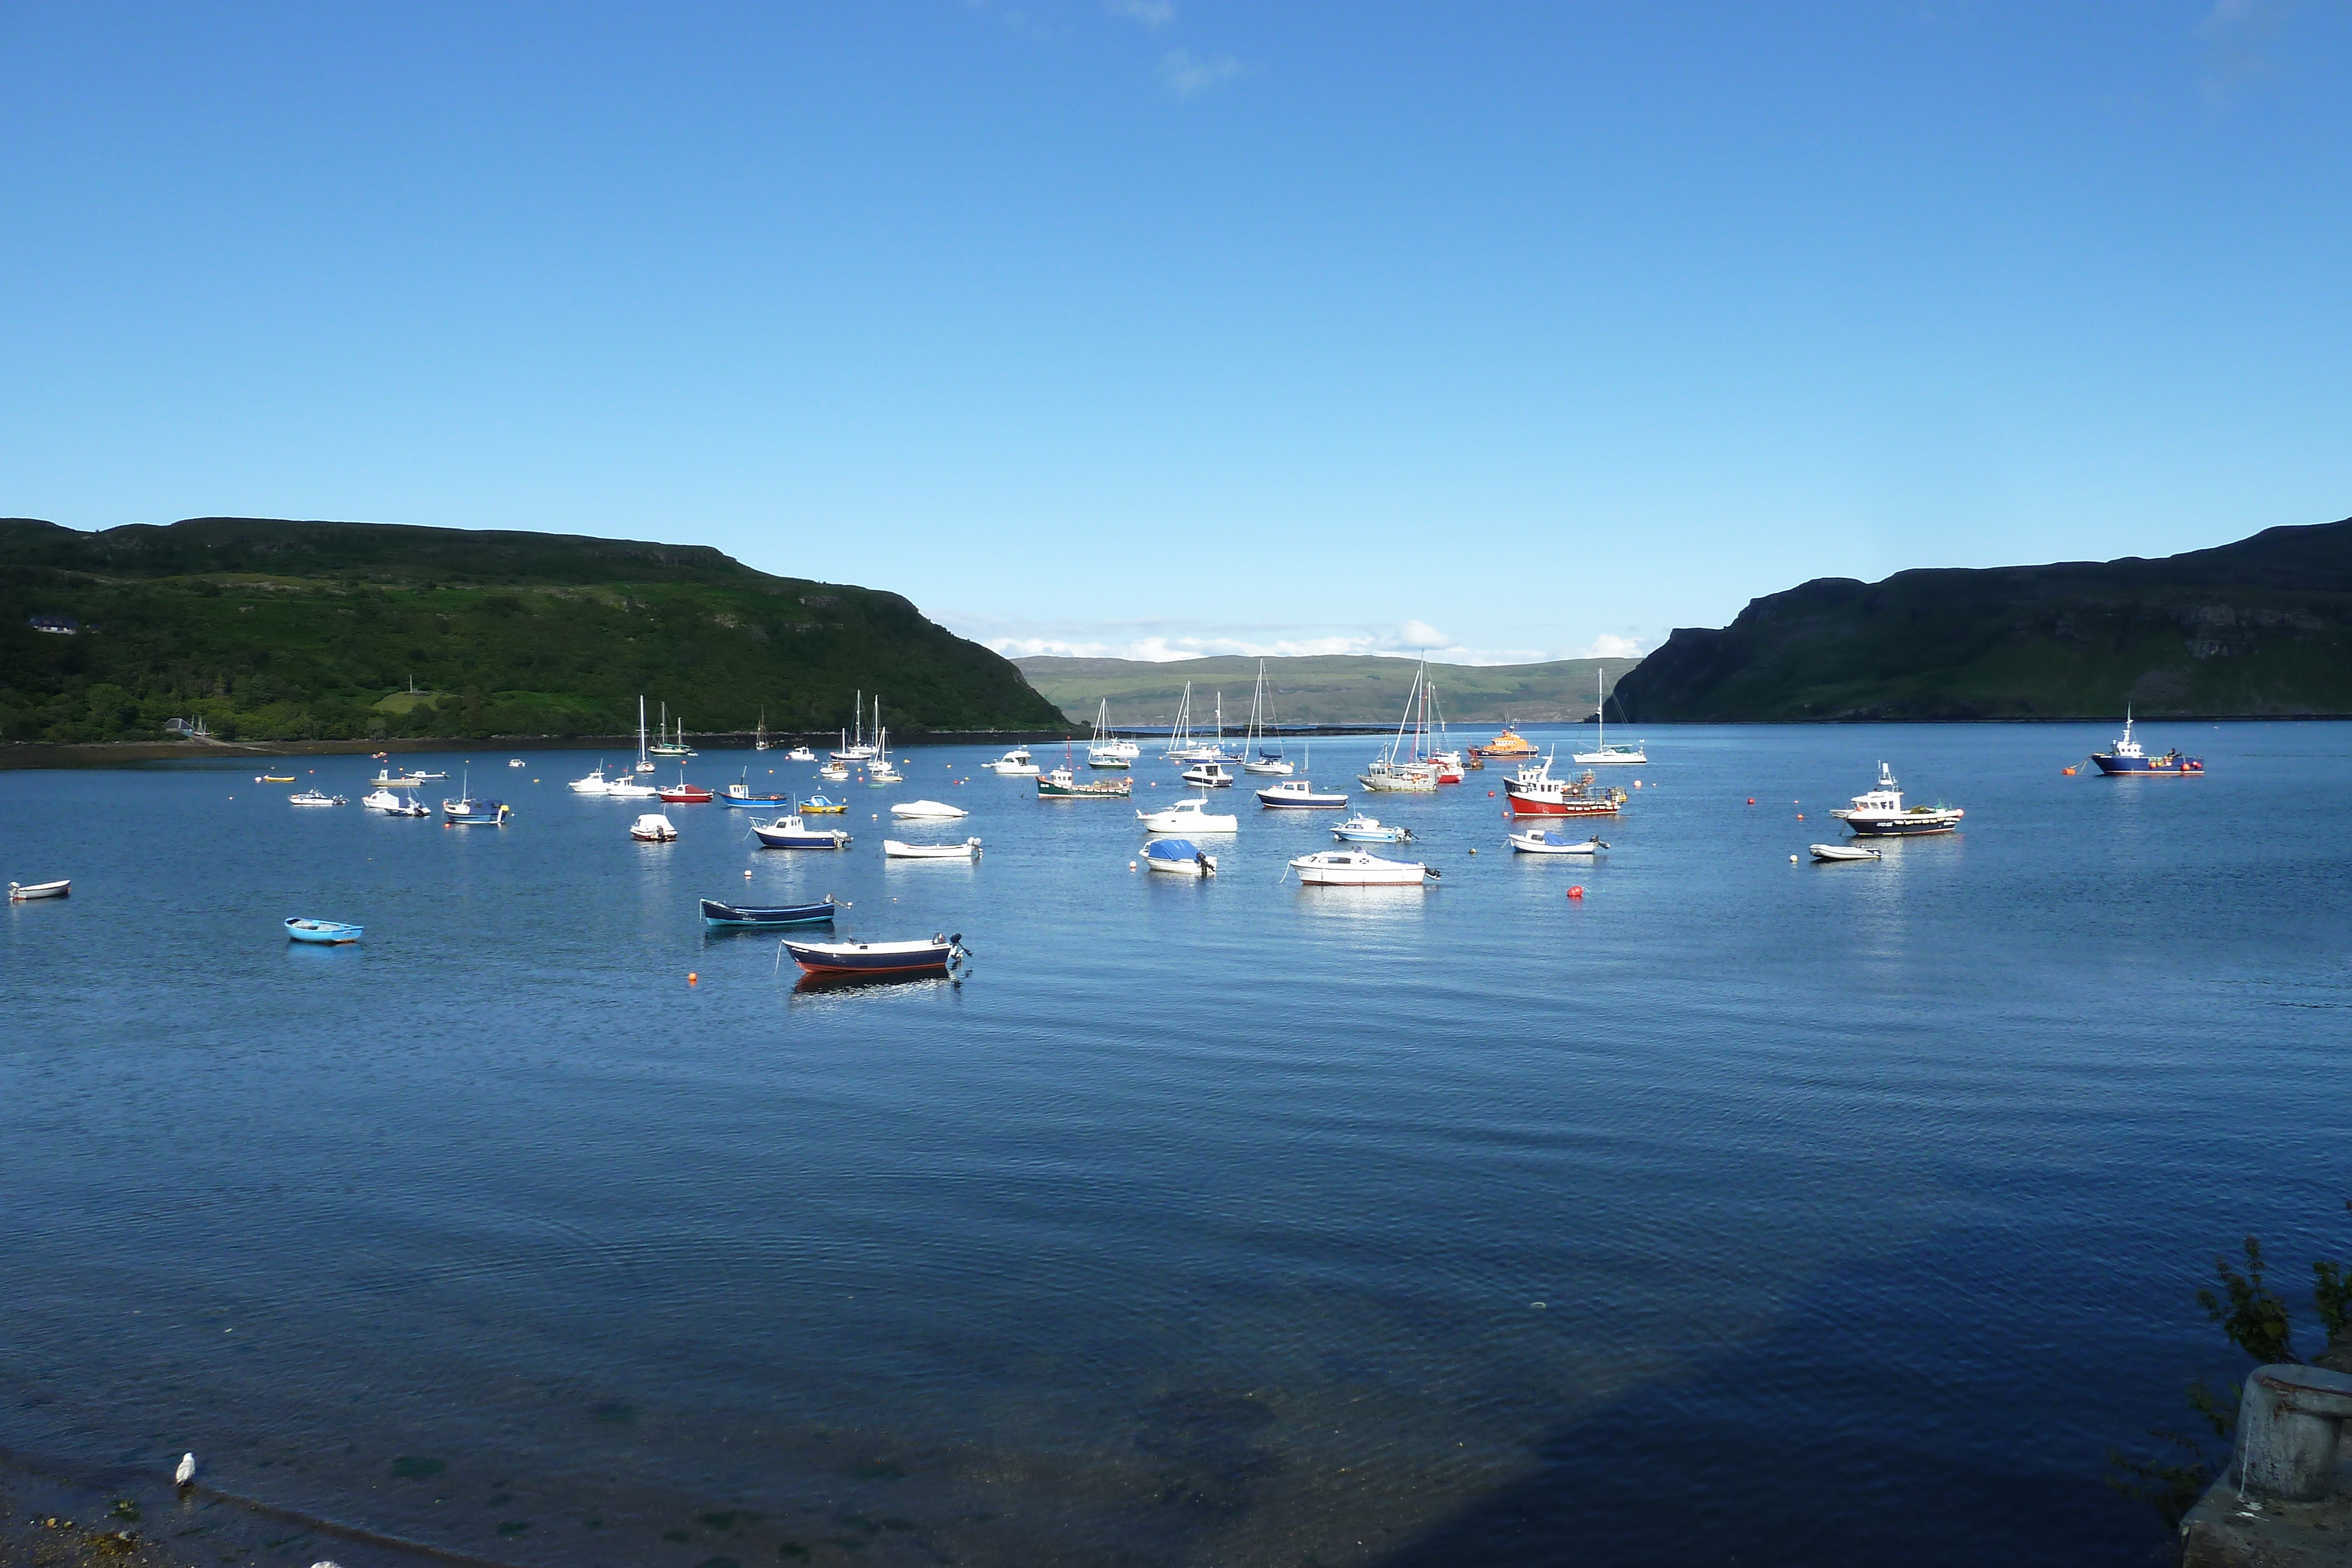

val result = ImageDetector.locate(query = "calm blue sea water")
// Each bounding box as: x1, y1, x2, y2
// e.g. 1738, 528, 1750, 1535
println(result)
3, 724, 2348, 1567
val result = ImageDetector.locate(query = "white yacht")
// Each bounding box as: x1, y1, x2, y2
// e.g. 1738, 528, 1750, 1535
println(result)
987, 748, 1041, 777
1572, 670, 1646, 765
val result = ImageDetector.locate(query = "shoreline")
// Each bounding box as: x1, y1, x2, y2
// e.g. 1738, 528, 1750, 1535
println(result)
6, 714, 2349, 771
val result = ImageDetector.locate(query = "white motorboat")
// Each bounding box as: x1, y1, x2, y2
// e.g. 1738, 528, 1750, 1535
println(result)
1508, 828, 1607, 855
508, 758, 525, 768
1137, 797, 1238, 833
1829, 763, 1964, 837
370, 767, 428, 789
1142, 837, 1217, 877
750, 814, 853, 850
820, 760, 850, 782
1087, 749, 1133, 771
288, 789, 346, 807
1810, 842, 1882, 862
1180, 761, 1234, 789
1333, 814, 1413, 843
786, 745, 817, 762
1256, 777, 1349, 808
629, 813, 678, 842
569, 765, 614, 794
363, 788, 430, 816
1287, 850, 1436, 886
8, 879, 69, 901
890, 800, 968, 819
884, 837, 982, 860
605, 775, 661, 799
987, 748, 1041, 777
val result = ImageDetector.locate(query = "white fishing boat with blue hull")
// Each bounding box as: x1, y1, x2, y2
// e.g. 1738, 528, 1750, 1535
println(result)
284, 917, 362, 944
1255, 778, 1348, 808
751, 814, 852, 850
1829, 763, 1964, 837
1333, 815, 1413, 843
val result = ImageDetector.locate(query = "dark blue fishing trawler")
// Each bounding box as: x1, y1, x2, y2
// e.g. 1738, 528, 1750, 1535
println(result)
2090, 711, 2203, 776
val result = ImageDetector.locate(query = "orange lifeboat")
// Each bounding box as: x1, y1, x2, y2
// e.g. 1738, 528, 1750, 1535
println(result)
1473, 727, 1539, 759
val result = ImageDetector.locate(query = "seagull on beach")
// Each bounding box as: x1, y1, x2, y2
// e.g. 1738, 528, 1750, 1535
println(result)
175, 1452, 196, 1486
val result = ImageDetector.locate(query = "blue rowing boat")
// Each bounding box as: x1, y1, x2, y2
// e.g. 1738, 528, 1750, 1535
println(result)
285, 917, 362, 944
779, 933, 965, 976
699, 897, 838, 929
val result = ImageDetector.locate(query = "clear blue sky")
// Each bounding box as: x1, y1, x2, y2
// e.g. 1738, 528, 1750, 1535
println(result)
4, 2, 2348, 664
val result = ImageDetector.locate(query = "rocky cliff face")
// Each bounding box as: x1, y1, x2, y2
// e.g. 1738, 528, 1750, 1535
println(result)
1612, 515, 2352, 721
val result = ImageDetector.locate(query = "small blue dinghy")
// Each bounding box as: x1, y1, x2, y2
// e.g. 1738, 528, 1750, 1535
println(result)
285, 917, 363, 944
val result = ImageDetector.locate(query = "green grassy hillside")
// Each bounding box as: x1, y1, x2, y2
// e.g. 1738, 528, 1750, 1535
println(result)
1612, 513, 2352, 721
1014, 654, 1641, 727
0, 516, 1062, 743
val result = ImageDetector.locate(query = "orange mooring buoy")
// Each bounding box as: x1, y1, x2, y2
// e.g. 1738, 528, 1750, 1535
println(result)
2062, 766, 2076, 775
687, 972, 699, 985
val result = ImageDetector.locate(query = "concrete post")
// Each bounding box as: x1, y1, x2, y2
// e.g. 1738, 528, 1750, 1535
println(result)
2234, 1363, 2352, 1503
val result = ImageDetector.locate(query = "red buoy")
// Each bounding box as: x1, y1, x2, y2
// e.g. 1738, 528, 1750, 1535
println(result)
1567, 885, 1585, 900
1747, 797, 1755, 805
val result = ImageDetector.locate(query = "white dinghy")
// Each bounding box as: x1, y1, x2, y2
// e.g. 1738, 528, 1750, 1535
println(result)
8, 879, 69, 901
890, 800, 968, 819
884, 837, 983, 860
1809, 842, 1882, 862
1507, 828, 1607, 855
630, 813, 679, 842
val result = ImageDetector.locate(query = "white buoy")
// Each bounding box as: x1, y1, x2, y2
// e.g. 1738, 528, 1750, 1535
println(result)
175, 1452, 196, 1485
1790, 854, 1799, 863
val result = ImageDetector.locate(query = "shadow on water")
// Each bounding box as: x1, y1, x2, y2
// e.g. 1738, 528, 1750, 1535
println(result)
1371, 1243, 2169, 1568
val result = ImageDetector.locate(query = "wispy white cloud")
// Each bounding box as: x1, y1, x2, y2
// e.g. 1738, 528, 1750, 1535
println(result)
1107, 0, 1175, 29
1577, 633, 1645, 660
2194, 0, 2288, 106
1160, 48, 1242, 98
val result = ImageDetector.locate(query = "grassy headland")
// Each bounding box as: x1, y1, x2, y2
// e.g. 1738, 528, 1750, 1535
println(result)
1613, 513, 2352, 721
0, 517, 1063, 743
1014, 654, 1642, 728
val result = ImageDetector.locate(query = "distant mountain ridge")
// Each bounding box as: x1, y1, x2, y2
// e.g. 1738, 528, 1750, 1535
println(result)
1014, 654, 1641, 727
1612, 513, 2352, 721
0, 516, 1062, 743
